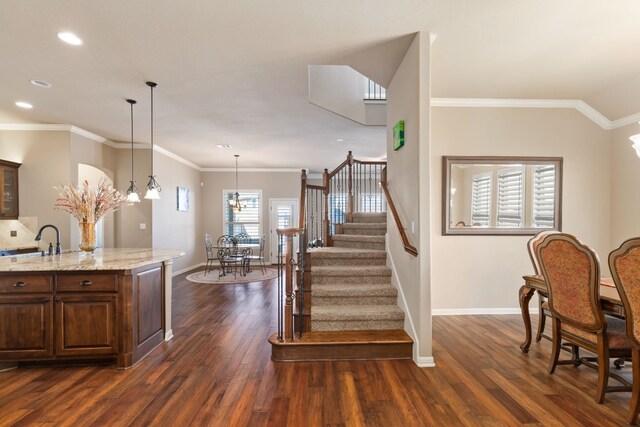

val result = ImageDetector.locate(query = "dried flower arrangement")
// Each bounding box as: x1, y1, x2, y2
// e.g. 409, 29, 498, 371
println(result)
54, 179, 130, 223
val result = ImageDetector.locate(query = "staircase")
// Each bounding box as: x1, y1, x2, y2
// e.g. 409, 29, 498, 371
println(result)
311, 212, 405, 331
269, 152, 415, 362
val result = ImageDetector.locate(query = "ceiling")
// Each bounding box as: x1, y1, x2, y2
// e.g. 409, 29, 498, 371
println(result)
2, 0, 640, 172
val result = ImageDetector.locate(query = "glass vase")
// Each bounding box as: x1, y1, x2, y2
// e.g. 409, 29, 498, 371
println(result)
79, 222, 97, 252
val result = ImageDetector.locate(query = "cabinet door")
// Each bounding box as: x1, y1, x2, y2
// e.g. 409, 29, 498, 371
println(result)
0, 295, 53, 360
0, 163, 19, 219
55, 295, 117, 357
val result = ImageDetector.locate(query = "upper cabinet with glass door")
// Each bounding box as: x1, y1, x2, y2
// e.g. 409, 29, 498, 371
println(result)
442, 156, 562, 235
0, 160, 20, 219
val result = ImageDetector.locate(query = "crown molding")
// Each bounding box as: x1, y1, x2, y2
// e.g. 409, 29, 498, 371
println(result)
431, 98, 639, 130
201, 167, 302, 173
153, 145, 201, 171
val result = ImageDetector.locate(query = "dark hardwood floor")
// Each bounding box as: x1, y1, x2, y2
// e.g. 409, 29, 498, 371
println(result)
0, 271, 634, 426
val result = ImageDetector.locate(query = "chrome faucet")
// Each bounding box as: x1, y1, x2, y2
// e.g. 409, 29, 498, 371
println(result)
35, 224, 61, 255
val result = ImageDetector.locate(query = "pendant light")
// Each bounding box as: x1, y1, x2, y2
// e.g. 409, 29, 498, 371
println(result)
125, 99, 140, 203
144, 81, 161, 200
230, 154, 242, 213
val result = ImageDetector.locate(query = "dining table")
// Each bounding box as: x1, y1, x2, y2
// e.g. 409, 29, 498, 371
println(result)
519, 274, 624, 353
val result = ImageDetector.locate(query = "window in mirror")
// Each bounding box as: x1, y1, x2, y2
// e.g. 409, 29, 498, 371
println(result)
443, 156, 562, 235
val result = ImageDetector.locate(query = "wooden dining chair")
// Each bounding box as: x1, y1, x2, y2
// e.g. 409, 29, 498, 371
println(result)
527, 230, 559, 342
609, 237, 640, 424
537, 233, 632, 403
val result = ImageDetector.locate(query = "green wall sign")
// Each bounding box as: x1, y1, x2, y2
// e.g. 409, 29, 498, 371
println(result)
393, 120, 405, 151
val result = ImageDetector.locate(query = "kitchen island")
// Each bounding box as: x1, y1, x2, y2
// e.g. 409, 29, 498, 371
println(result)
0, 248, 183, 369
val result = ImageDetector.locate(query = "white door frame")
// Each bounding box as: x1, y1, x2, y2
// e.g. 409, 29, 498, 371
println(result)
268, 198, 299, 264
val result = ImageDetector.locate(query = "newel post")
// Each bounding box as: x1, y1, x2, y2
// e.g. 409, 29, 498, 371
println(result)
299, 169, 307, 229
346, 150, 354, 223
322, 168, 330, 246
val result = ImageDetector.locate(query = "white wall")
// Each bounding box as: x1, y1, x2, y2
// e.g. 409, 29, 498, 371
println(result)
430, 107, 612, 312
386, 32, 432, 364
114, 148, 153, 248
151, 151, 203, 274
0, 130, 72, 250
611, 122, 640, 249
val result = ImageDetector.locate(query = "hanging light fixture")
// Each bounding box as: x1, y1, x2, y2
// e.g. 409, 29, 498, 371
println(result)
144, 81, 161, 200
125, 99, 140, 203
229, 154, 242, 213
630, 133, 640, 158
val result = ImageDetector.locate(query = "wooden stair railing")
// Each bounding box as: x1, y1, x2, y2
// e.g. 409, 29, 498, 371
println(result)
299, 151, 388, 248
275, 227, 305, 341
380, 167, 417, 257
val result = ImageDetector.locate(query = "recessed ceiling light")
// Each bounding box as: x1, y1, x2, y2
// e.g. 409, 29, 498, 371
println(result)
30, 79, 52, 88
216, 144, 232, 149
57, 31, 83, 46
336, 139, 344, 142
15, 101, 33, 109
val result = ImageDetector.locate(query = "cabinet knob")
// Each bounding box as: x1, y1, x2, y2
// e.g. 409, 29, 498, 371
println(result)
12, 281, 25, 288
80, 280, 93, 287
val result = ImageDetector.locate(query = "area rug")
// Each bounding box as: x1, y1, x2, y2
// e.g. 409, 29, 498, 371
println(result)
186, 267, 278, 284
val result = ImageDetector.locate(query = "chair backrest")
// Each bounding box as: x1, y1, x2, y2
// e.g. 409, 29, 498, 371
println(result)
609, 237, 640, 347
537, 233, 604, 332
204, 234, 214, 257
527, 230, 560, 275
259, 234, 265, 256
217, 235, 237, 248
235, 233, 251, 245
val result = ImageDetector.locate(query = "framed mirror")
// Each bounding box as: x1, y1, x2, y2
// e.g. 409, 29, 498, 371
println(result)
442, 156, 563, 236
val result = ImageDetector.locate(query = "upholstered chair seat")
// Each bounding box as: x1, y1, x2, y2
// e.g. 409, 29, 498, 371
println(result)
562, 316, 631, 350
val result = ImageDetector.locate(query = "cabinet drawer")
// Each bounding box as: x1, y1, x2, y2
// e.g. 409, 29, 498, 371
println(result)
56, 274, 118, 292
0, 274, 53, 293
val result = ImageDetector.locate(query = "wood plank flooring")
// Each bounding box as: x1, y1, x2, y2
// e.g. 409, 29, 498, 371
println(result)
0, 271, 634, 426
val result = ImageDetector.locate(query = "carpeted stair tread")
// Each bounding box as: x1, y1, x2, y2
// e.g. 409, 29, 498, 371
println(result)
312, 305, 405, 321
342, 223, 387, 236
352, 212, 387, 223
311, 265, 391, 277
332, 235, 385, 243
313, 284, 397, 297
309, 247, 386, 257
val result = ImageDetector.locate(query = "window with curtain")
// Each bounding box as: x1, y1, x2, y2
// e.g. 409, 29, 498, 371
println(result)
471, 173, 492, 226
532, 165, 556, 228
497, 167, 525, 227
223, 190, 261, 241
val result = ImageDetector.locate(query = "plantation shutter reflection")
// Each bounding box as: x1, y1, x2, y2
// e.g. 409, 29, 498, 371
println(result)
471, 173, 491, 226
224, 191, 261, 239
532, 165, 556, 228
497, 168, 524, 227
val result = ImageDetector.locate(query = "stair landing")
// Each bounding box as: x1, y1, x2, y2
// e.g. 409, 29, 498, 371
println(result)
269, 330, 413, 362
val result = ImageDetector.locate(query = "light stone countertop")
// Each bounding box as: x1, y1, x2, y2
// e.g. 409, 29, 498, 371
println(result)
0, 248, 185, 272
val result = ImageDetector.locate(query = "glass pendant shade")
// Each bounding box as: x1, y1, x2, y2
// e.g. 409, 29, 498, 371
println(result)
630, 133, 640, 158
145, 81, 161, 199
144, 175, 161, 200
125, 99, 141, 202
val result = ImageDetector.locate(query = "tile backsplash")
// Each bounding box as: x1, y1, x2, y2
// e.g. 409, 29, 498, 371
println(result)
0, 217, 39, 250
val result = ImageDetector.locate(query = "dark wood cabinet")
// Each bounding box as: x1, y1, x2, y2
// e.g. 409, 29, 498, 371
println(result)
0, 160, 20, 219
0, 295, 53, 359
0, 264, 165, 368
55, 294, 117, 357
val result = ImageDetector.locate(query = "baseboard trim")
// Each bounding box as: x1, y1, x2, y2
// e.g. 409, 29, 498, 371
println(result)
164, 329, 174, 341
415, 356, 436, 368
387, 235, 434, 367
172, 263, 205, 276
432, 308, 521, 316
